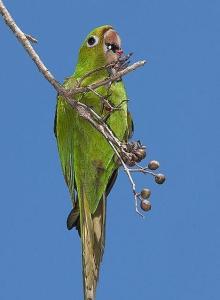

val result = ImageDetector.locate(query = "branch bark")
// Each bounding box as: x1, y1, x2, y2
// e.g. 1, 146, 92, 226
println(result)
0, 1, 164, 217
69, 60, 146, 96
0, 0, 145, 156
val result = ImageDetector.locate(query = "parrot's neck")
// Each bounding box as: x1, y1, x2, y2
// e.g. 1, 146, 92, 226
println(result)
74, 56, 108, 85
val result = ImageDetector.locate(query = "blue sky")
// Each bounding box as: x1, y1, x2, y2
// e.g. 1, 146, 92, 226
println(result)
0, 0, 220, 299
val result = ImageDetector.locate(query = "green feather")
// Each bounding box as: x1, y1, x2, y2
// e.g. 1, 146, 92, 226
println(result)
55, 25, 133, 300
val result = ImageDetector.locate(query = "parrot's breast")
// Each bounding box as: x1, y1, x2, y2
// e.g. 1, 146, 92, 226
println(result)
56, 78, 128, 214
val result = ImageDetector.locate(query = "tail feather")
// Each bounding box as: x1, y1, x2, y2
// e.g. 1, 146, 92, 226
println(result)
80, 192, 106, 300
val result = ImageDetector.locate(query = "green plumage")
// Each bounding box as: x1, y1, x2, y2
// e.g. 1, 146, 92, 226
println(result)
55, 25, 132, 300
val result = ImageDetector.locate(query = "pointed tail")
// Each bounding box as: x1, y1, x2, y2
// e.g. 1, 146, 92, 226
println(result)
80, 192, 106, 300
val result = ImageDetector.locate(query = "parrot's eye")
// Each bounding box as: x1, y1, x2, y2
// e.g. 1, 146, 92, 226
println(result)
87, 35, 99, 47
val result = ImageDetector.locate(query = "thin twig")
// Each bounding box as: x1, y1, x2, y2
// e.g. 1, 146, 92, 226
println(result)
0, 1, 60, 92
0, 0, 124, 151
69, 60, 146, 96
87, 86, 114, 112
25, 34, 38, 43
129, 168, 156, 176
108, 141, 144, 217
0, 0, 145, 154
76, 63, 114, 87
0, 0, 155, 216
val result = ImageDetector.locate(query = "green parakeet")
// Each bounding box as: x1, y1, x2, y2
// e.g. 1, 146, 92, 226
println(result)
55, 25, 133, 300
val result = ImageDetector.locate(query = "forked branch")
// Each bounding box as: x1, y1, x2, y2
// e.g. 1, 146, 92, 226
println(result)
0, 0, 165, 215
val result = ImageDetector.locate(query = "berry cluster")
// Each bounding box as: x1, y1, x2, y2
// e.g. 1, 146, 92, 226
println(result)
138, 160, 165, 213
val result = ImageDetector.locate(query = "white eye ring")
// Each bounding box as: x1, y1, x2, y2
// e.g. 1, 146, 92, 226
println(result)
87, 35, 99, 48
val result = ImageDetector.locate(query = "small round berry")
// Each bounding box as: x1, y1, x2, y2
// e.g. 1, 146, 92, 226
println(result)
148, 160, 160, 170
127, 160, 136, 167
155, 173, 166, 184
141, 200, 151, 211
131, 153, 139, 162
140, 188, 151, 199
135, 148, 146, 160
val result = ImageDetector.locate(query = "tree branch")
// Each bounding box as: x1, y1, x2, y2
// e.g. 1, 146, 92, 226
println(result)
0, 0, 143, 153
0, 0, 165, 215
69, 60, 146, 96
0, 1, 60, 91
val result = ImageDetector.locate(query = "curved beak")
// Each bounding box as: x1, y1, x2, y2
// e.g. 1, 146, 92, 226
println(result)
103, 29, 123, 62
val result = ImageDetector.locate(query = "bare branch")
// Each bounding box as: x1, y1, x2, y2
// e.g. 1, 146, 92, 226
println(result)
0, 0, 145, 153
0, 0, 165, 216
76, 63, 114, 87
69, 60, 146, 96
0, 0, 124, 151
0, 0, 61, 92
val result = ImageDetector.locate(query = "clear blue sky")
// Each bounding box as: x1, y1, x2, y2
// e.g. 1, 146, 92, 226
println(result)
0, 1, 220, 299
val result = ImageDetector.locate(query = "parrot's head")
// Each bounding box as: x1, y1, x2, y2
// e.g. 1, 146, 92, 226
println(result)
75, 25, 123, 77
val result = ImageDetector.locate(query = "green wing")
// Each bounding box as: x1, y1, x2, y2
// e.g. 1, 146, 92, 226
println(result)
55, 73, 133, 300
55, 77, 133, 211
55, 77, 78, 204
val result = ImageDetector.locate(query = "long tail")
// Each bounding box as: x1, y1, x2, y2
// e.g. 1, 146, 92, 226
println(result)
80, 192, 106, 300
